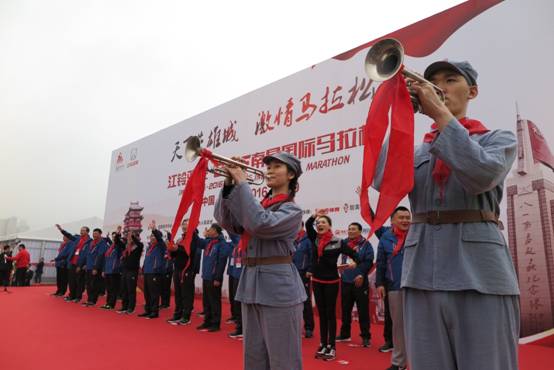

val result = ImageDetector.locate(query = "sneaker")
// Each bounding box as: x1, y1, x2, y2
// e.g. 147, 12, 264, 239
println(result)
81, 302, 91, 307
315, 344, 327, 359
116, 309, 128, 314
323, 346, 336, 360
125, 309, 135, 315
100, 304, 111, 310
379, 342, 394, 353
197, 311, 205, 317
305, 330, 313, 339
207, 326, 220, 332
167, 317, 181, 324
362, 337, 371, 348
225, 317, 236, 324
72, 299, 80, 303
176, 318, 191, 326
146, 313, 159, 319
196, 323, 210, 331
64, 296, 72, 301
228, 329, 243, 338
137, 312, 150, 317
336, 334, 351, 342
160, 305, 170, 310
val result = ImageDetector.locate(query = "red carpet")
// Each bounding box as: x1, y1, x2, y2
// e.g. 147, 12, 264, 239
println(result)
0, 286, 551, 370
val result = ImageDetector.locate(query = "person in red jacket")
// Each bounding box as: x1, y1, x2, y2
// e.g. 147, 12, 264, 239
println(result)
8, 244, 30, 286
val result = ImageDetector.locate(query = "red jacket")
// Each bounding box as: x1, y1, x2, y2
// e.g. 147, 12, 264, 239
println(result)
8, 249, 30, 269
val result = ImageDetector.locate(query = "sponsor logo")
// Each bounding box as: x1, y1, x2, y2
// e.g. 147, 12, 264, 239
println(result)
127, 148, 139, 168
115, 152, 125, 171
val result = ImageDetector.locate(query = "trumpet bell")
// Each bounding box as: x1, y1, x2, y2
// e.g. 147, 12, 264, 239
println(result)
184, 136, 201, 162
364, 38, 404, 82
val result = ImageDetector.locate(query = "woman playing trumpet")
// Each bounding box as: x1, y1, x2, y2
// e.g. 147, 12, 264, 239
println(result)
214, 151, 306, 370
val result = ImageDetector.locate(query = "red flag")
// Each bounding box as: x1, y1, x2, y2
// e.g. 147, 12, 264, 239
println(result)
528, 120, 554, 171
168, 149, 213, 269
359, 67, 414, 237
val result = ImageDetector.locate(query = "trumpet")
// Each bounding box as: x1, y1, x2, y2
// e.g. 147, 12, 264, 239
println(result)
184, 136, 266, 185
364, 38, 444, 113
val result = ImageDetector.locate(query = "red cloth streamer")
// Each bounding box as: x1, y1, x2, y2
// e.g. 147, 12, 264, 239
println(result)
167, 149, 213, 270
423, 117, 489, 200
359, 67, 414, 237
237, 193, 291, 253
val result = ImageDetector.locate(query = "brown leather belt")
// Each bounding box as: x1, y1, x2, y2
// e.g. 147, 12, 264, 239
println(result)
411, 210, 499, 225
244, 256, 292, 267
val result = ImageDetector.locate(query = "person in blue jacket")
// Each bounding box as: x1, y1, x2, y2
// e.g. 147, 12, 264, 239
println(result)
56, 224, 91, 303
80, 228, 109, 307
375, 206, 411, 370
100, 227, 125, 310
336, 222, 374, 347
51, 234, 74, 296
292, 222, 314, 339
138, 220, 167, 319
196, 223, 228, 332
226, 232, 243, 338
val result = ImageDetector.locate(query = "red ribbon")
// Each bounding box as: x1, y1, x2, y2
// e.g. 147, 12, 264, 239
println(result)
360, 67, 414, 237
392, 226, 408, 257
168, 149, 213, 270
316, 230, 334, 257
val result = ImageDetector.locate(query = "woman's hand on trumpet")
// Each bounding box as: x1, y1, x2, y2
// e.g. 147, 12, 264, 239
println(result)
224, 156, 248, 185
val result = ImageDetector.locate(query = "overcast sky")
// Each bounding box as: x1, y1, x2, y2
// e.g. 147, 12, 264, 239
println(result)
0, 0, 464, 230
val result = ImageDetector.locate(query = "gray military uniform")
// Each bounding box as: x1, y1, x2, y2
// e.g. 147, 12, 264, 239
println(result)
376, 119, 520, 370
215, 182, 306, 370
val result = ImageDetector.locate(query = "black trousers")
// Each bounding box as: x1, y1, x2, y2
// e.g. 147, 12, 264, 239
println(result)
173, 268, 196, 319
120, 270, 138, 311
144, 273, 162, 314
105, 273, 121, 307
202, 279, 222, 328
86, 270, 101, 304
229, 276, 242, 329
383, 285, 393, 345
15, 268, 27, 286
0, 270, 10, 288
55, 267, 68, 295
301, 275, 315, 331
68, 266, 86, 300
161, 271, 172, 307
34, 272, 43, 284
313, 281, 339, 346
340, 281, 371, 339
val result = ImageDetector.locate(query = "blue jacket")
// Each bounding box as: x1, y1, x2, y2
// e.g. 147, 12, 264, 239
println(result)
83, 238, 109, 271
54, 239, 74, 268
375, 227, 404, 291
340, 237, 374, 284
226, 234, 242, 279
143, 229, 167, 274
293, 232, 312, 275
60, 230, 91, 268
103, 236, 125, 274
200, 235, 228, 281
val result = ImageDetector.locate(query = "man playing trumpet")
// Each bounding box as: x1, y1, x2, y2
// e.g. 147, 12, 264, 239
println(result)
375, 60, 520, 370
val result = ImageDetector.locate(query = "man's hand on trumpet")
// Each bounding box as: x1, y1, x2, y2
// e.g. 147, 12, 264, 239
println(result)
408, 79, 453, 130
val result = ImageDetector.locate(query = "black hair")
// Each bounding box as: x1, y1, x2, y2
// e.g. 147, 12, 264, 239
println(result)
93, 228, 102, 234
317, 215, 332, 226
262, 164, 299, 203
210, 223, 223, 235
19, 244, 26, 249
391, 206, 410, 219
3, 245, 10, 250
349, 222, 363, 231
83, 226, 90, 233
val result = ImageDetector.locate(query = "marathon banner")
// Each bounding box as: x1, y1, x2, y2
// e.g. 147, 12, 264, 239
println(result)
104, 0, 554, 338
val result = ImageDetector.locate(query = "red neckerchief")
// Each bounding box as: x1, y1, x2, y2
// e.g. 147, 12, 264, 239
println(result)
90, 238, 100, 253
238, 193, 291, 253
58, 242, 67, 253
423, 117, 489, 201
392, 226, 408, 257
347, 235, 363, 251
105, 240, 117, 257
123, 239, 133, 257
317, 230, 334, 257
295, 229, 306, 242
74, 236, 88, 254
146, 240, 157, 256
204, 239, 218, 256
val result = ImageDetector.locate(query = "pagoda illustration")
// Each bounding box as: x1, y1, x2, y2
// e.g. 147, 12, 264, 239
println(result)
506, 111, 554, 337
123, 201, 144, 235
